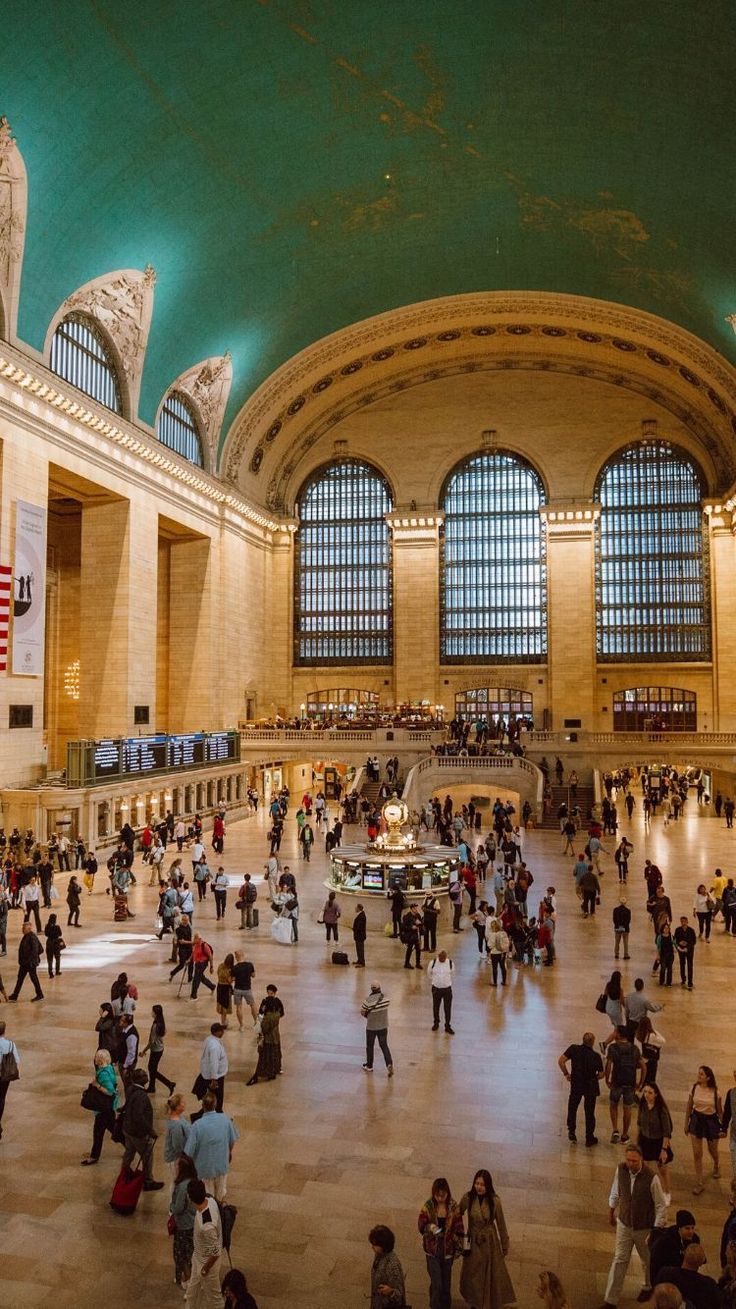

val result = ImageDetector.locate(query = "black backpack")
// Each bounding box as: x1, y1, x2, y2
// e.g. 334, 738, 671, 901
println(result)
213, 1197, 238, 1265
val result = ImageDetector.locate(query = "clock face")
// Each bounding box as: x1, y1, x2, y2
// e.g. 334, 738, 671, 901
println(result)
383, 799, 408, 827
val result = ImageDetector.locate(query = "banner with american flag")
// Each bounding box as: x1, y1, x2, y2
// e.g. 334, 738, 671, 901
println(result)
0, 564, 10, 672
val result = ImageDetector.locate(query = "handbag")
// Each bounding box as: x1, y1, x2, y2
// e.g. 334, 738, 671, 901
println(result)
81, 1082, 110, 1113
167, 1213, 177, 1236
111, 1109, 126, 1144
58, 938, 67, 951
595, 993, 608, 1013
0, 1044, 20, 1081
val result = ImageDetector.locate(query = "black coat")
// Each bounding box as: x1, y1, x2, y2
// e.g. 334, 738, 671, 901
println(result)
18, 931, 42, 967
353, 911, 367, 941
122, 1083, 154, 1138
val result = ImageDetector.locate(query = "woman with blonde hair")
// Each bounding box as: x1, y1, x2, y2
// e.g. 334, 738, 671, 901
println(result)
163, 1091, 190, 1179
81, 1048, 118, 1166
216, 952, 234, 1027
536, 1270, 569, 1308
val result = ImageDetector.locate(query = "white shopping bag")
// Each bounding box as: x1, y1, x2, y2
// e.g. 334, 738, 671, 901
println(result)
270, 917, 293, 946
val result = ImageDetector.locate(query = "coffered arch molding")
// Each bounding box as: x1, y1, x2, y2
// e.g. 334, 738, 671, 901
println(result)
222, 292, 736, 512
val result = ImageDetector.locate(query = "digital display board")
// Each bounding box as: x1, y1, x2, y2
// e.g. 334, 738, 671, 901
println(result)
69, 731, 239, 787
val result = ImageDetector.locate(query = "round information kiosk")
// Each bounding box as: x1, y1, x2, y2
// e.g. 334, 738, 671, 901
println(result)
327, 798, 460, 929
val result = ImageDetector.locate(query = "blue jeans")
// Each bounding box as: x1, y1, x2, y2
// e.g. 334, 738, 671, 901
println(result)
426, 1254, 453, 1309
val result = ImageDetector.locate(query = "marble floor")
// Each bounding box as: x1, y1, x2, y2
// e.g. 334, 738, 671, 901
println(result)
1, 792, 735, 1309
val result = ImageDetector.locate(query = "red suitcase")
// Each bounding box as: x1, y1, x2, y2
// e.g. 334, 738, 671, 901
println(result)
109, 1164, 145, 1215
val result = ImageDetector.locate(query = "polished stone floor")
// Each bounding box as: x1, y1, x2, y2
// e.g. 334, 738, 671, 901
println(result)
1, 791, 735, 1309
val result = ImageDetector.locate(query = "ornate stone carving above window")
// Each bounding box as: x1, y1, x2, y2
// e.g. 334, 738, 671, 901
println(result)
0, 116, 27, 341
48, 266, 156, 418
166, 353, 232, 473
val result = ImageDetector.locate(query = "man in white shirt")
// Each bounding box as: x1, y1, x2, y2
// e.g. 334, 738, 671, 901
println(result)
191, 840, 205, 877
198, 1022, 228, 1112
427, 950, 455, 1034
601, 1143, 668, 1308
21, 875, 42, 932
185, 1177, 223, 1308
0, 1020, 19, 1138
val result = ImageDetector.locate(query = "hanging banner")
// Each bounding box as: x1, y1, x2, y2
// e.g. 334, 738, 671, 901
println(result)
0, 564, 11, 672
12, 500, 46, 675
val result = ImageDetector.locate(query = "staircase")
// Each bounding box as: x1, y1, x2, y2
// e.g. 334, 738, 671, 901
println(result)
358, 779, 382, 810
537, 781, 596, 830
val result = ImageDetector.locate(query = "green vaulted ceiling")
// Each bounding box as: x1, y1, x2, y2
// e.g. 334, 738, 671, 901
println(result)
2, 0, 735, 445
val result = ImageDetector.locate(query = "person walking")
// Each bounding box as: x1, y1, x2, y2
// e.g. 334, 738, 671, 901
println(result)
169, 1155, 197, 1289
231, 952, 257, 1028
721, 1071, 736, 1182
600, 971, 626, 1050
422, 891, 441, 953
194, 1023, 228, 1112
246, 984, 284, 1084
215, 953, 234, 1028
21, 874, 42, 931
686, 1065, 723, 1196
142, 1004, 175, 1094
190, 935, 216, 999
389, 885, 405, 938
605, 1026, 646, 1144
674, 916, 697, 990
212, 867, 229, 921
360, 980, 393, 1076
80, 1048, 118, 1165
120, 1068, 165, 1191
656, 922, 675, 988
402, 905, 422, 970
635, 1016, 666, 1087
637, 1082, 674, 1203
321, 890, 341, 942
579, 862, 601, 918
43, 911, 64, 978
458, 1168, 516, 1309
624, 978, 663, 1039
185, 1089, 239, 1199
600, 1142, 667, 1308
169, 915, 194, 986
0, 1019, 19, 1138
66, 875, 82, 927
613, 898, 631, 961
185, 1178, 224, 1309
237, 873, 257, 929
558, 1031, 604, 1146
428, 950, 455, 1034
485, 918, 510, 987
449, 877, 464, 933
368, 1225, 406, 1309
352, 902, 367, 966
693, 884, 714, 942
163, 1092, 191, 1180
8, 921, 44, 1001
417, 1177, 464, 1309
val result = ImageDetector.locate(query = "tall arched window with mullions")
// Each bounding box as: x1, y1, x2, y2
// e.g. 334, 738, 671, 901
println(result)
50, 312, 122, 413
294, 460, 393, 665
440, 451, 547, 662
595, 442, 710, 659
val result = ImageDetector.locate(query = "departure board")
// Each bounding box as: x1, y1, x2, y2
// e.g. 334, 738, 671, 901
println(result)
69, 731, 239, 786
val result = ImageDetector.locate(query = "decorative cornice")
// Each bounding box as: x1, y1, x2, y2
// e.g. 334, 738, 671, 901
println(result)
0, 342, 288, 536
222, 292, 736, 500
0, 116, 27, 341
164, 353, 233, 474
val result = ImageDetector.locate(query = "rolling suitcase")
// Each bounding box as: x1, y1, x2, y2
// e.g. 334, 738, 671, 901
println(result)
109, 1164, 144, 1215
114, 894, 128, 922
331, 950, 349, 965
251, 907, 259, 928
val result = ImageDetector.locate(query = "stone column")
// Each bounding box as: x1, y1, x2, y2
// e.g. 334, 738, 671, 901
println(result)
79, 497, 158, 737
540, 504, 600, 731
167, 536, 212, 731
706, 505, 736, 731
388, 510, 444, 706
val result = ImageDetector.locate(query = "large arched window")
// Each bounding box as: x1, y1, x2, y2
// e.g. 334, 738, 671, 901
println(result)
295, 460, 393, 664
156, 391, 204, 466
455, 687, 533, 724
441, 451, 546, 662
612, 686, 696, 732
595, 442, 709, 660
50, 312, 122, 413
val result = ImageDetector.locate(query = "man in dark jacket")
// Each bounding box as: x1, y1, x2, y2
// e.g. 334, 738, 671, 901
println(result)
389, 886, 405, 938
650, 1209, 699, 1285
655, 1242, 721, 1309
8, 922, 44, 1001
613, 898, 632, 960
558, 1031, 604, 1145
121, 1068, 164, 1190
352, 903, 367, 967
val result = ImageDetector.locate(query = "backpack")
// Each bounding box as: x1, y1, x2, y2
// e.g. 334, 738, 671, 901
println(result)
212, 1197, 238, 1265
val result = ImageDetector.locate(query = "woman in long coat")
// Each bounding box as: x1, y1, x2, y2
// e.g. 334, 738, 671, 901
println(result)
458, 1169, 516, 1309
246, 985, 284, 1084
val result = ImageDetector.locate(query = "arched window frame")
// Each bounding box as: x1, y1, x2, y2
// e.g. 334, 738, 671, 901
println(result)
156, 389, 205, 467
595, 441, 710, 661
612, 686, 697, 732
49, 311, 123, 414
440, 449, 547, 664
294, 459, 393, 666
454, 686, 534, 724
